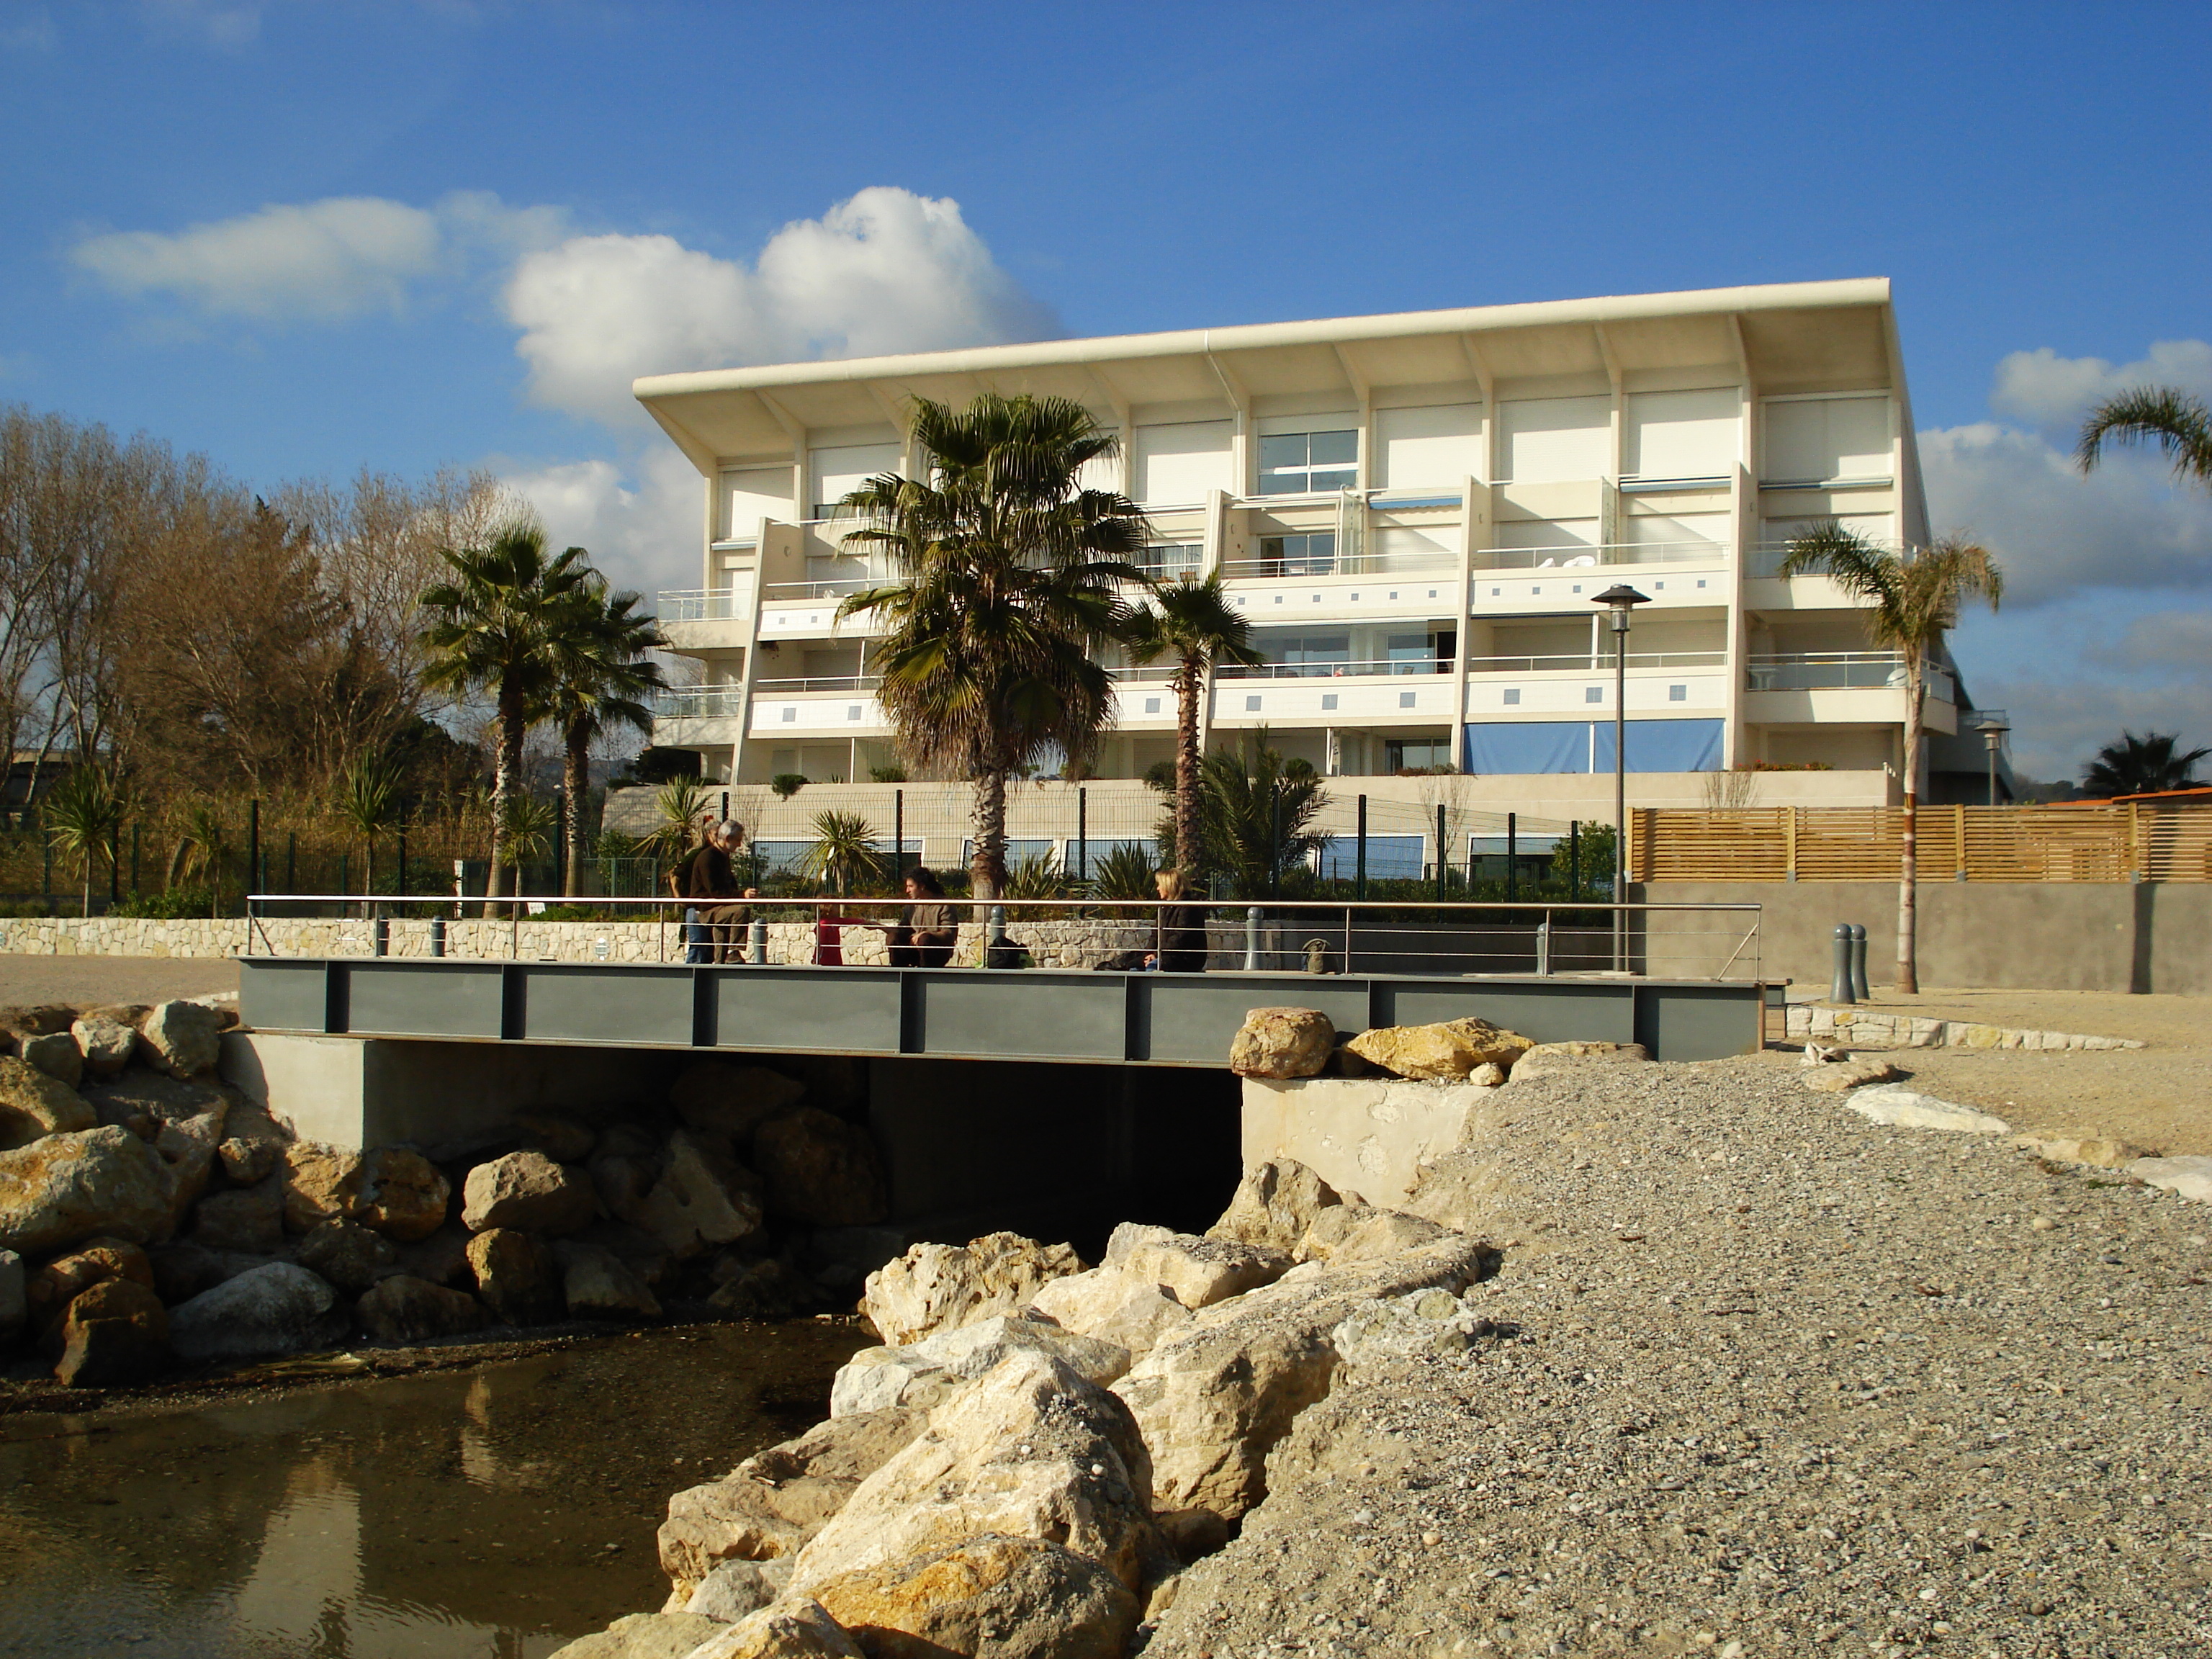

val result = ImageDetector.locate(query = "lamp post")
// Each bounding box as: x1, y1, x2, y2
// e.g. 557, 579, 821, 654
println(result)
1977, 709, 2010, 808
1593, 584, 1650, 970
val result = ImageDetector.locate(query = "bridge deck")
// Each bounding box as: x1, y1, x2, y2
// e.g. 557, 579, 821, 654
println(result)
239, 958, 1768, 1064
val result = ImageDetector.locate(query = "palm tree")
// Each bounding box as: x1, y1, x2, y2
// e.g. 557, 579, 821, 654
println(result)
2077, 387, 2212, 487
837, 393, 1150, 899
802, 808, 883, 896
1781, 524, 2003, 994
1159, 735, 1332, 898
42, 765, 125, 918
637, 776, 712, 863
165, 798, 229, 918
1126, 572, 1264, 886
539, 577, 665, 895
497, 794, 557, 889
2081, 731, 2210, 799
418, 521, 593, 899
336, 750, 401, 902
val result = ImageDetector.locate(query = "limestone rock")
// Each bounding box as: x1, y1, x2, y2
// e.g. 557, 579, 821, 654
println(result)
681, 1599, 861, 1659
1331, 1286, 1496, 1369
516, 1109, 598, 1163
0, 1126, 175, 1255
1227, 1007, 1335, 1079
148, 1240, 233, 1305
153, 1108, 229, 1235
809, 1535, 1136, 1659
752, 1109, 887, 1228
557, 1238, 661, 1321
71, 1015, 139, 1081
1342, 1017, 1534, 1082
0, 1003, 76, 1042
863, 1233, 1085, 1347
544, 1612, 729, 1659
467, 1227, 564, 1324
138, 1000, 222, 1079
27, 1238, 154, 1331
217, 1137, 280, 1187
1845, 1087, 2010, 1133
2128, 1154, 2212, 1206
588, 1218, 675, 1287
593, 1148, 660, 1221
706, 1256, 804, 1321
1295, 1202, 1451, 1264
831, 1316, 1133, 1419
791, 1349, 1156, 1599
393, 1221, 473, 1289
1028, 1268, 1193, 1359
296, 1218, 400, 1294
354, 1148, 451, 1243
685, 1557, 793, 1624
192, 1177, 285, 1254
0, 1247, 23, 1341
659, 1408, 925, 1598
169, 1261, 346, 1363
20, 1031, 84, 1089
1101, 1222, 1290, 1310
0, 1056, 96, 1150
2016, 1133, 2149, 1169
671, 1059, 809, 1148
1112, 1235, 1493, 1528
356, 1274, 487, 1344
463, 1150, 595, 1236
53, 1277, 171, 1385
1802, 1056, 1902, 1093
1507, 1040, 1650, 1083
635, 1130, 764, 1259
281, 1142, 367, 1233
1207, 1158, 1343, 1255
1470, 1061, 1506, 1087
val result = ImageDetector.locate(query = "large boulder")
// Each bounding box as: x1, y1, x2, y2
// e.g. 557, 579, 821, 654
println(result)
0, 1126, 175, 1255
356, 1274, 487, 1344
0, 1056, 96, 1150
683, 1557, 793, 1624
217, 1136, 281, 1187
1206, 1158, 1343, 1254
863, 1233, 1085, 1347
169, 1262, 347, 1364
681, 1600, 861, 1659
633, 1130, 763, 1259
515, 1108, 598, 1164
810, 1534, 1136, 1659
556, 1238, 661, 1321
467, 1227, 565, 1324
281, 1143, 366, 1233
660, 1406, 925, 1601
295, 1218, 400, 1294
1112, 1236, 1493, 1529
192, 1178, 286, 1254
1227, 1008, 1335, 1079
1342, 1016, 1534, 1082
1295, 1202, 1450, 1264
19, 1031, 84, 1089
671, 1059, 809, 1147
138, 1000, 222, 1079
1100, 1222, 1289, 1310
1028, 1269, 1193, 1359
462, 1151, 595, 1236
830, 1316, 1132, 1419
53, 1277, 171, 1386
790, 1349, 1157, 1600
26, 1238, 153, 1334
752, 1109, 887, 1228
71, 1015, 139, 1082
1506, 1039, 1648, 1083
544, 1612, 729, 1659
354, 1148, 451, 1242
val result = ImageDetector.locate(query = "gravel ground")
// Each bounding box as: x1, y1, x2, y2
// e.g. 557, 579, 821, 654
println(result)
1143, 1057, 2212, 1659
0, 952, 238, 1009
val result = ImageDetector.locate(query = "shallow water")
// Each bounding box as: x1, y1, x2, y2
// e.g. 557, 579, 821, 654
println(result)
0, 1321, 870, 1659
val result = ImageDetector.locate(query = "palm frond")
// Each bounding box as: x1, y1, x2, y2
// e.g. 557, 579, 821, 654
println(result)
2076, 386, 2212, 485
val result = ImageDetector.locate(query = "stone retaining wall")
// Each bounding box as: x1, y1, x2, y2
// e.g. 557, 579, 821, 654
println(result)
1782, 1002, 2142, 1052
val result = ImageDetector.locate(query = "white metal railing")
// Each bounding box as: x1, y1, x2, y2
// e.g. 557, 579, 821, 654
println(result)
763, 579, 879, 601
1465, 650, 1727, 675
1745, 539, 1909, 579
1471, 541, 1725, 572
1220, 657, 1449, 680
1107, 665, 1181, 683
652, 685, 747, 719
658, 589, 747, 622
754, 675, 878, 695
1744, 652, 1947, 695
1220, 552, 1457, 580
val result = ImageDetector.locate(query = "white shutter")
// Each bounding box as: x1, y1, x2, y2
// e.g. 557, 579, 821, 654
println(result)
809, 443, 902, 517
721, 467, 793, 542
1762, 396, 1892, 484
1377, 404, 1482, 487
1133, 421, 1235, 504
1498, 396, 1611, 482
1624, 388, 1738, 480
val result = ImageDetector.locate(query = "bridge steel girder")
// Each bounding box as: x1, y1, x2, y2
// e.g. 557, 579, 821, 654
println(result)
238, 958, 1767, 1064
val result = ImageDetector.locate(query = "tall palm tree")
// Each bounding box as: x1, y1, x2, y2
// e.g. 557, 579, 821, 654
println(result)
836, 393, 1150, 898
1161, 737, 1332, 899
539, 577, 665, 896
42, 765, 125, 918
1126, 572, 1264, 885
1781, 524, 2004, 994
2077, 387, 2212, 487
418, 522, 592, 899
802, 808, 883, 896
2081, 730, 2210, 799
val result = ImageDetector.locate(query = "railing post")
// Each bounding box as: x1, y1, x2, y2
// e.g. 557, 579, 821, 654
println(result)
431, 917, 446, 958
1831, 923, 1855, 1004
986, 904, 1009, 968
1244, 906, 1262, 971
1077, 786, 1087, 890
1848, 923, 1870, 1002
748, 916, 768, 964
1536, 914, 1552, 976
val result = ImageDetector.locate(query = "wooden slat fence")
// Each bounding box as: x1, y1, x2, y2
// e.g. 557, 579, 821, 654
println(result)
1633, 803, 2212, 883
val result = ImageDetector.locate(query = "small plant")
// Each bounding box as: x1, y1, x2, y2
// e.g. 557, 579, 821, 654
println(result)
868, 763, 909, 783
498, 796, 558, 878
1002, 850, 1064, 901
42, 765, 127, 917
166, 799, 230, 917
1085, 842, 1161, 902
770, 773, 809, 800
113, 883, 215, 920
638, 777, 711, 860
801, 809, 884, 896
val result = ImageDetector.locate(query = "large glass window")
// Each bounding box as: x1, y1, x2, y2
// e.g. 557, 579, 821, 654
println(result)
1387, 631, 1453, 674
1258, 430, 1358, 495
1386, 738, 1454, 773
1256, 532, 1336, 575
1272, 631, 1352, 668
1135, 542, 1203, 577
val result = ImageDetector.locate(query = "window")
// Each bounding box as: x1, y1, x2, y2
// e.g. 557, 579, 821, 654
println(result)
1386, 737, 1452, 772
1375, 404, 1481, 487
1498, 396, 1609, 482
1399, 691, 1417, 709
1257, 533, 1336, 575
809, 442, 901, 520
1266, 631, 1352, 670
1502, 688, 1521, 706
1388, 631, 1452, 674
1762, 395, 1892, 485
1586, 686, 1604, 703
1143, 696, 1161, 714
1624, 388, 1738, 480
1245, 695, 1262, 711
1668, 684, 1687, 702
1133, 421, 1236, 503
847, 706, 862, 721
1136, 542, 1202, 576
1258, 430, 1357, 495
781, 707, 796, 722
1321, 693, 1339, 711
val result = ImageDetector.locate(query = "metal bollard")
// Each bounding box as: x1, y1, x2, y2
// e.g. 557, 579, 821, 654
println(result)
1244, 906, 1262, 971
372, 916, 389, 958
685, 907, 709, 965
1830, 923, 1855, 1004
1848, 923, 1870, 1002
1536, 918, 1552, 977
747, 917, 768, 964
430, 917, 446, 958
986, 904, 1009, 968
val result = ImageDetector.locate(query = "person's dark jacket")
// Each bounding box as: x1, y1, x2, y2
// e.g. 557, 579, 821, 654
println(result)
673, 843, 738, 900
1156, 903, 1208, 973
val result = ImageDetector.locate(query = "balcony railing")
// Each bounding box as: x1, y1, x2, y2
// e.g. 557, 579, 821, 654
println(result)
762, 580, 879, 602
1745, 539, 1907, 579
658, 589, 747, 622
1220, 552, 1456, 581
1745, 652, 1936, 693
1218, 658, 1448, 680
1465, 650, 1727, 675
651, 685, 747, 719
1470, 540, 1725, 572
755, 675, 878, 694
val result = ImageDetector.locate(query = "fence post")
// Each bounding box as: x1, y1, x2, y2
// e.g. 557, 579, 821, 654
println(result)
286, 832, 296, 893
1784, 806, 1798, 883
1077, 786, 1087, 888
397, 822, 408, 898
1434, 804, 1446, 902
130, 822, 140, 895
1536, 915, 1551, 976
249, 800, 260, 904
1569, 820, 1580, 899
1506, 811, 1517, 902
893, 788, 904, 884
1831, 924, 1855, 1004
1355, 794, 1367, 902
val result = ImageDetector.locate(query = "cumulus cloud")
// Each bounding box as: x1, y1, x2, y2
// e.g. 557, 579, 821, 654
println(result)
503, 186, 1060, 424
1990, 338, 2212, 428
71, 191, 567, 323
499, 446, 703, 600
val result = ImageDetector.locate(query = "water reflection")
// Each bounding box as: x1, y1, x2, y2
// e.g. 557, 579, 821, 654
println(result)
0, 1323, 866, 1659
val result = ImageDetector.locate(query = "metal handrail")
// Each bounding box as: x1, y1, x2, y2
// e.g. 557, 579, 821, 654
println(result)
1471, 540, 1725, 571
1218, 658, 1449, 680
1465, 650, 1727, 674
752, 675, 879, 694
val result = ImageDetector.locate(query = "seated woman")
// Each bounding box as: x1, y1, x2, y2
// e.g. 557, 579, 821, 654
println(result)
885, 867, 958, 968
1154, 869, 1209, 973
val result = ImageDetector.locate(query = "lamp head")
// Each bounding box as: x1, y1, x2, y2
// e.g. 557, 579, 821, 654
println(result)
1977, 709, 2010, 752
1592, 584, 1650, 632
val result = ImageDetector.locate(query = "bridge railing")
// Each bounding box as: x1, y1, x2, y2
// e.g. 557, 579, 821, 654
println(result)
242, 894, 1763, 982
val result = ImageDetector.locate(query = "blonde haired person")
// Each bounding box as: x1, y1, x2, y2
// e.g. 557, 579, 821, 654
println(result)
1154, 868, 1209, 974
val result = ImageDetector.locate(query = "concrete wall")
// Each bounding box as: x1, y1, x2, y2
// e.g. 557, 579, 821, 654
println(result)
1637, 880, 2212, 994
1240, 1075, 1484, 1205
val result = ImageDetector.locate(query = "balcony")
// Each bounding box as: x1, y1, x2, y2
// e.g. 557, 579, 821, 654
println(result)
1468, 650, 1727, 675
1470, 540, 1725, 572
659, 588, 746, 623
1747, 652, 1911, 691
1219, 657, 1447, 680
652, 685, 747, 719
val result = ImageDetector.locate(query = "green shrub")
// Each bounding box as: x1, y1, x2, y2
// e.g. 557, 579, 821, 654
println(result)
114, 884, 216, 920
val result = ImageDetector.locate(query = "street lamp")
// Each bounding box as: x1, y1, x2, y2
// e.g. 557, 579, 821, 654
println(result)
1593, 584, 1649, 973
1976, 709, 2010, 807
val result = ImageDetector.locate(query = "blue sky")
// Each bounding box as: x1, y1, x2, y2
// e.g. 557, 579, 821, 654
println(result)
5, 0, 2211, 779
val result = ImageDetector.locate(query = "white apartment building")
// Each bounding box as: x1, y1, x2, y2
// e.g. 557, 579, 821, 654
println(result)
632, 278, 1996, 804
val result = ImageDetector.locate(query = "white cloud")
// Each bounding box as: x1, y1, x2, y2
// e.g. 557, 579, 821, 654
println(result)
1990, 338, 2212, 428
499, 446, 702, 601
70, 191, 567, 323
503, 186, 1059, 424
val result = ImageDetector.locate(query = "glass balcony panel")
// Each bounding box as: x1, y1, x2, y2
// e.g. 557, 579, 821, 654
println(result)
1470, 540, 1723, 571
1743, 652, 1907, 691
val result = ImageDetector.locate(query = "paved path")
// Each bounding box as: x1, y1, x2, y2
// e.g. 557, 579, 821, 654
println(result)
0, 953, 239, 1010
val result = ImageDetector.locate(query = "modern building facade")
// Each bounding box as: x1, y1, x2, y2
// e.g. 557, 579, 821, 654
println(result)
633, 278, 1998, 802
